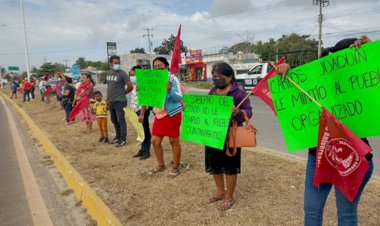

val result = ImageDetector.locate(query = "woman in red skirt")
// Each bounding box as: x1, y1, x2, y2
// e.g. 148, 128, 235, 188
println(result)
142, 57, 183, 178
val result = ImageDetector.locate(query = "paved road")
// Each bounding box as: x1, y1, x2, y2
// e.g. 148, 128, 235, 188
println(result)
0, 96, 91, 226
0, 100, 33, 226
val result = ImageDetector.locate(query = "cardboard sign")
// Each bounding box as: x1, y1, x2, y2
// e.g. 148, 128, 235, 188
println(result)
269, 40, 380, 151
136, 69, 169, 109
181, 94, 234, 150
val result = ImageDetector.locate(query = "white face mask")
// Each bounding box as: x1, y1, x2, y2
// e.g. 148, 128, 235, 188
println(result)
113, 64, 121, 70
130, 76, 136, 84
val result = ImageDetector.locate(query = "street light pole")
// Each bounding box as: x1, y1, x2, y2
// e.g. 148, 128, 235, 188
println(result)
20, 0, 31, 79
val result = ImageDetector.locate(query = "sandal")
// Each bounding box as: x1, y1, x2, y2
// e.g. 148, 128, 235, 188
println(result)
218, 199, 235, 211
149, 165, 166, 174
167, 167, 180, 179
208, 195, 224, 203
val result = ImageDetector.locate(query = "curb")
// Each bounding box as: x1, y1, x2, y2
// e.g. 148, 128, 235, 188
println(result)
0, 93, 122, 226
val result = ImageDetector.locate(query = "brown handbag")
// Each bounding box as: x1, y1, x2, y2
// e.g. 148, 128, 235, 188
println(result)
226, 110, 257, 157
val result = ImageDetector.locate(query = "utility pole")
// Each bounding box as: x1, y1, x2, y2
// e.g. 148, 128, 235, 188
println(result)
20, 0, 31, 79
143, 28, 153, 53
313, 0, 329, 58
63, 60, 69, 69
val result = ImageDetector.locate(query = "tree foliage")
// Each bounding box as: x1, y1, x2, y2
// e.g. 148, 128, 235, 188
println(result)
153, 34, 188, 55
75, 57, 109, 71
226, 33, 318, 66
130, 48, 146, 54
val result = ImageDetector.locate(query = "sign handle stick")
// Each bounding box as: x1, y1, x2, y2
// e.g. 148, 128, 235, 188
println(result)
236, 92, 251, 109
285, 76, 323, 108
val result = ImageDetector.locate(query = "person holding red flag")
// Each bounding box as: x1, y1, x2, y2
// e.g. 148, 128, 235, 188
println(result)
73, 72, 96, 134
276, 35, 373, 226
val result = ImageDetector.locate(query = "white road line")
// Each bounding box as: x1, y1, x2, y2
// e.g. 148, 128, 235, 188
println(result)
0, 96, 54, 226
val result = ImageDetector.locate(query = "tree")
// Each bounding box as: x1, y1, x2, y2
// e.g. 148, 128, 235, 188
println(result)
36, 62, 56, 78
253, 33, 318, 66
76, 57, 87, 69
153, 34, 188, 55
130, 48, 146, 54
0, 67, 6, 77
228, 41, 255, 54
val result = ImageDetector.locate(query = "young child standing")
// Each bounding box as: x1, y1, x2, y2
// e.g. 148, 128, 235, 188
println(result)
93, 91, 109, 143
10, 81, 19, 99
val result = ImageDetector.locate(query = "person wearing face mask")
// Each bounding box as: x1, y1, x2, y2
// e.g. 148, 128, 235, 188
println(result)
142, 57, 183, 178
106, 55, 134, 147
129, 65, 151, 160
205, 62, 253, 211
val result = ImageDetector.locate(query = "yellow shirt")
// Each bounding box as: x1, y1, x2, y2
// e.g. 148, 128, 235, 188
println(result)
94, 100, 108, 118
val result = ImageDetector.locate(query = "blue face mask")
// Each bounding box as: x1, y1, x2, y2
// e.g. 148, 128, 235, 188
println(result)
113, 64, 121, 71
130, 76, 136, 84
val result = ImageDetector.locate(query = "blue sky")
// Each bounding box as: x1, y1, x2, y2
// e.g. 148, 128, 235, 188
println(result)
1, 0, 380, 71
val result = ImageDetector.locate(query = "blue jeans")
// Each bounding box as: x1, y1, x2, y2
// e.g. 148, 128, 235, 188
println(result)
23, 90, 30, 101
64, 103, 73, 122
304, 152, 373, 226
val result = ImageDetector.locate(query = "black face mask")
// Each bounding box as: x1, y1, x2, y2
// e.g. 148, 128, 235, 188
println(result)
213, 78, 228, 89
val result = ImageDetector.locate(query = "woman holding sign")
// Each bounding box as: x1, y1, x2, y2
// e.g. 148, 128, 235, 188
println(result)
276, 35, 374, 226
145, 57, 183, 178
205, 62, 252, 210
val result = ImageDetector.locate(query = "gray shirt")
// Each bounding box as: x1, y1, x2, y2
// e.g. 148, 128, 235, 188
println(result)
106, 69, 130, 103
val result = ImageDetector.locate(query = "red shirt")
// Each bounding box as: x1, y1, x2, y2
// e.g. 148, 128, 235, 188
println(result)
22, 81, 32, 91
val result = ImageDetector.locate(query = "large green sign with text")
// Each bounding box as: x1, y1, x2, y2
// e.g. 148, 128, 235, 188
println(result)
181, 94, 234, 150
269, 40, 380, 152
136, 69, 169, 109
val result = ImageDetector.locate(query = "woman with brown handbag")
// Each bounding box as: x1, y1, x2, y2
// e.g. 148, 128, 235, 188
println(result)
205, 62, 253, 210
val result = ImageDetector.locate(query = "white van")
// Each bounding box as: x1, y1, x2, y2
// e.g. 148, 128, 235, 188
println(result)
235, 62, 273, 91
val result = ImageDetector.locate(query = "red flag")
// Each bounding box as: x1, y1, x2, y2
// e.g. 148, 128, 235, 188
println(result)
314, 108, 371, 202
170, 25, 182, 74
69, 96, 90, 121
68, 80, 92, 121
43, 86, 52, 97
252, 57, 286, 114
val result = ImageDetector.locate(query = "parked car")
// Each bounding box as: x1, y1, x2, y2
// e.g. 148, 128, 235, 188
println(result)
235, 62, 273, 91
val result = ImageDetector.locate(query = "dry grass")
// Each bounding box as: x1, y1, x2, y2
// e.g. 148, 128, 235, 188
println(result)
6, 90, 380, 226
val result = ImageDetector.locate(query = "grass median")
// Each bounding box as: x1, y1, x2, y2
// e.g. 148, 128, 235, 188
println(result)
5, 90, 380, 226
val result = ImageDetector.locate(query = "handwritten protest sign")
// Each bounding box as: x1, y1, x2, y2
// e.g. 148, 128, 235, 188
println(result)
136, 69, 169, 109
269, 40, 380, 152
181, 94, 234, 150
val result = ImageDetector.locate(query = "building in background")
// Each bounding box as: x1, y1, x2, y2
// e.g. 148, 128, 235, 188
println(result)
179, 49, 207, 81
120, 53, 170, 72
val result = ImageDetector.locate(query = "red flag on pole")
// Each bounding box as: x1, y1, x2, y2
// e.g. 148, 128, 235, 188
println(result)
252, 57, 286, 114
43, 86, 52, 97
170, 25, 182, 74
69, 96, 90, 121
314, 108, 371, 202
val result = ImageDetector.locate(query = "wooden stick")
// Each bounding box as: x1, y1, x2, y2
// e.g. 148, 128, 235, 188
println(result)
236, 92, 251, 109
285, 76, 323, 108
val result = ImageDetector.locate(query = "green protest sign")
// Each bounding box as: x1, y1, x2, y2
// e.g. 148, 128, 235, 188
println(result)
269, 40, 380, 152
136, 69, 169, 109
181, 94, 234, 150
